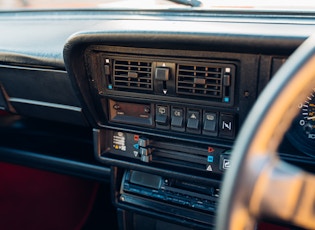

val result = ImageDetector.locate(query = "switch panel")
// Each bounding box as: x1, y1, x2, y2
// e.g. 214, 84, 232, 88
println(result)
107, 99, 235, 139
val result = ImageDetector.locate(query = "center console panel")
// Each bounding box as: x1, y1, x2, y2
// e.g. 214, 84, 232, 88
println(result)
85, 45, 248, 229
65, 39, 259, 229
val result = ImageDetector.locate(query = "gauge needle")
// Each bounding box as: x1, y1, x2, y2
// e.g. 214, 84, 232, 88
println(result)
306, 116, 315, 120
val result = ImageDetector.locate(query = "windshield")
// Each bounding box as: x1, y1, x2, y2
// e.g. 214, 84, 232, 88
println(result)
1, 0, 315, 11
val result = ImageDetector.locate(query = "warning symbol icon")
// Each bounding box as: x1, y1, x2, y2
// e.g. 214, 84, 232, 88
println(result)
206, 165, 213, 172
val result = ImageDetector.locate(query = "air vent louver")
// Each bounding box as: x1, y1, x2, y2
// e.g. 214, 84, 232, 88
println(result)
177, 64, 227, 101
113, 59, 153, 92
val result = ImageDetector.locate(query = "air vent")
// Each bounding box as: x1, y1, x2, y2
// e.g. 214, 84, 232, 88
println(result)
113, 59, 153, 92
177, 64, 233, 103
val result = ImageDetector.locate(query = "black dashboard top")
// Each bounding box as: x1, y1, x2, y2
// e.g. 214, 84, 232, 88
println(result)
0, 10, 313, 70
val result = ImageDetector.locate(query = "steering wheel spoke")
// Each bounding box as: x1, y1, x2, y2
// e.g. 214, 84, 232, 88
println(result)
248, 157, 315, 228
292, 172, 315, 227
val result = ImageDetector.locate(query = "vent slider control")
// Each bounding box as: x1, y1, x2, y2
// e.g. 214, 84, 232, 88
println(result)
155, 66, 170, 95
155, 67, 169, 81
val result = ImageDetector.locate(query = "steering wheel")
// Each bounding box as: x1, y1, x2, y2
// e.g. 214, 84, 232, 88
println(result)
216, 35, 315, 229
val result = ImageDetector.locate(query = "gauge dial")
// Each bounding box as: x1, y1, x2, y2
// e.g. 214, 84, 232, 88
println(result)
287, 88, 315, 156
298, 90, 315, 139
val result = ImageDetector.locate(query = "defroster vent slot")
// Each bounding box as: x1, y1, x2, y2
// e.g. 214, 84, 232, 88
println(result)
113, 59, 153, 92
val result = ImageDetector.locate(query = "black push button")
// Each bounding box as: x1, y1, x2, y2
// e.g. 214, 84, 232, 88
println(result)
187, 110, 200, 133
220, 154, 231, 171
187, 117, 199, 130
219, 114, 235, 138
172, 115, 183, 127
203, 112, 217, 136
156, 114, 167, 125
156, 105, 168, 125
204, 113, 216, 131
171, 107, 185, 131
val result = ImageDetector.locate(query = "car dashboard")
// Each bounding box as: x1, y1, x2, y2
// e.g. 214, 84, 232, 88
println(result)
0, 9, 314, 229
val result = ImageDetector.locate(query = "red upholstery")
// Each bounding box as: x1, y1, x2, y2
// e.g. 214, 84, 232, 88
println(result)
0, 162, 98, 230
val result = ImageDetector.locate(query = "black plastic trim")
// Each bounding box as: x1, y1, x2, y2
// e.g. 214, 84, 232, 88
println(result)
0, 147, 110, 182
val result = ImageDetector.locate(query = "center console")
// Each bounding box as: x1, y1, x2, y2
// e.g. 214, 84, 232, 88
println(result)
65, 39, 259, 229
84, 45, 251, 229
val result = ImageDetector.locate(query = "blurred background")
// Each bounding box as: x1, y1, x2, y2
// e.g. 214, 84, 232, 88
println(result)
0, 0, 181, 10
0, 0, 314, 12
0, 0, 109, 9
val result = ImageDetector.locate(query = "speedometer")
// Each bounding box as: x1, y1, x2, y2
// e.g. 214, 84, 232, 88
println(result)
287, 88, 315, 156
299, 90, 315, 139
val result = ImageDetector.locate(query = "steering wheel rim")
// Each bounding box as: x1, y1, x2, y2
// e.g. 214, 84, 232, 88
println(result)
216, 35, 315, 229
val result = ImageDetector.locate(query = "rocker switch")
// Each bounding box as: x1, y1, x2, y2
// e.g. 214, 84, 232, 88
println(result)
203, 112, 216, 132
187, 110, 200, 132
202, 112, 218, 136
171, 107, 185, 132
156, 105, 168, 125
171, 108, 183, 127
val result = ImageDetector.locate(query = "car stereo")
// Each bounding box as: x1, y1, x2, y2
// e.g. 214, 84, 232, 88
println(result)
120, 170, 220, 213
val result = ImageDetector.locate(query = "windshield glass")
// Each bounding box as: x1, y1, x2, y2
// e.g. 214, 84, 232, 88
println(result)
1, 0, 315, 11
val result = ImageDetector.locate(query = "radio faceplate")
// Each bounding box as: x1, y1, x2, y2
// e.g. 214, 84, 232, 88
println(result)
120, 170, 220, 214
